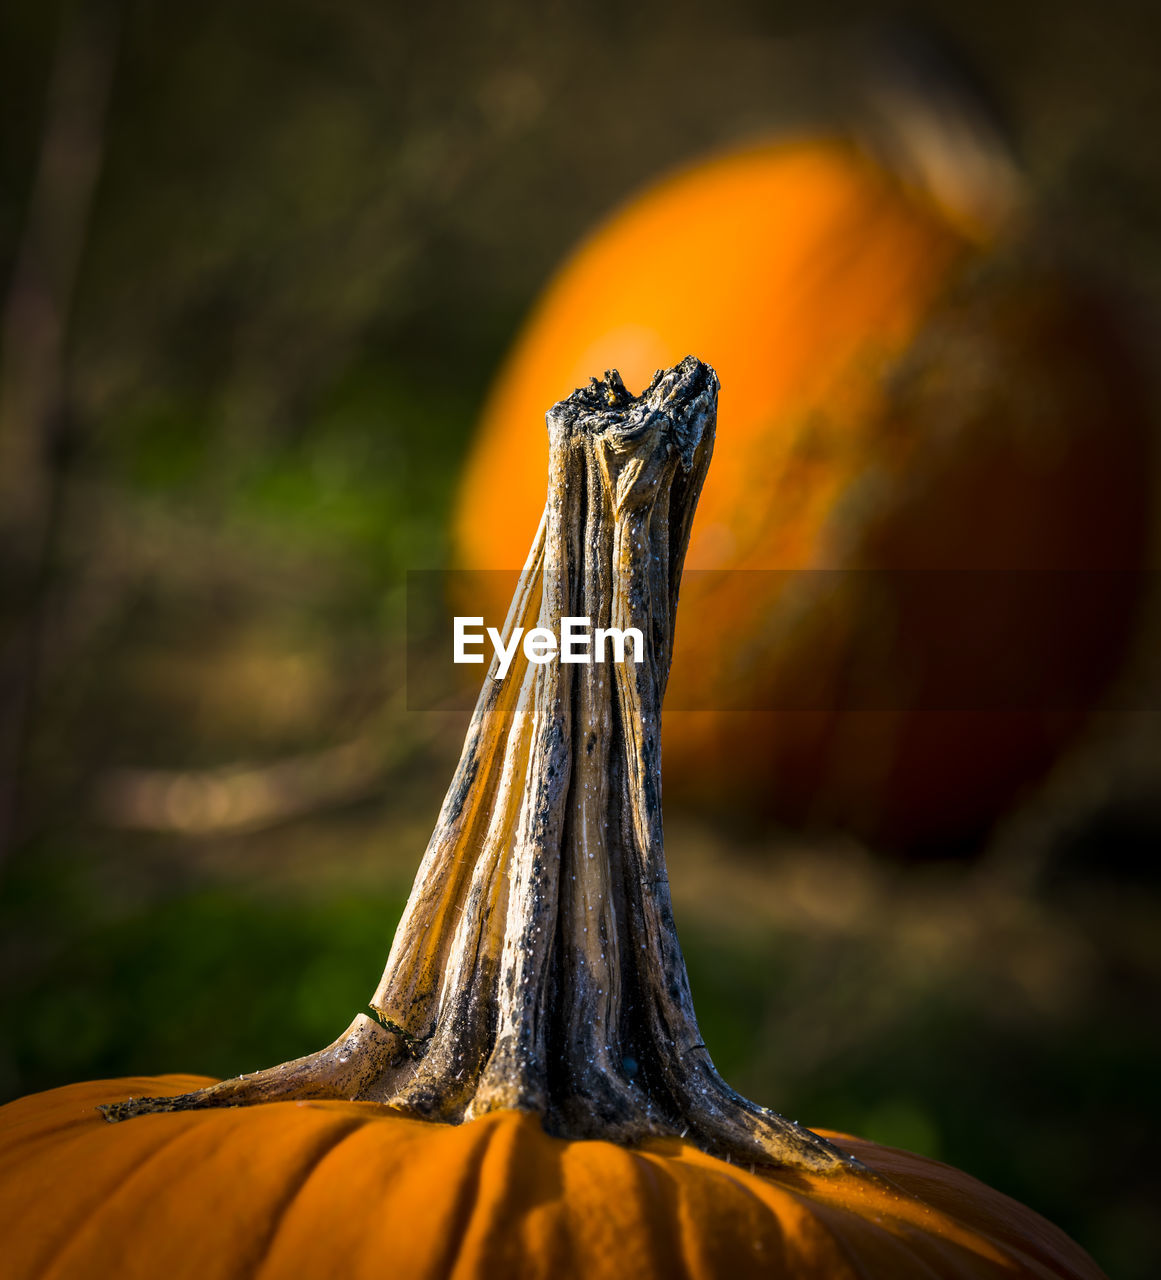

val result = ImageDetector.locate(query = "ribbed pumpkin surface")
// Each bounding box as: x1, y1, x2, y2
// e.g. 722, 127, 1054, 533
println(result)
0, 1076, 1105, 1280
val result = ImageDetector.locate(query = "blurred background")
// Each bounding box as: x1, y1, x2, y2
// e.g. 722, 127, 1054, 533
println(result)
1, 0, 1159, 1275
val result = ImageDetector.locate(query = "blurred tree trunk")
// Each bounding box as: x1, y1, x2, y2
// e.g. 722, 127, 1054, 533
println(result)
0, 0, 119, 869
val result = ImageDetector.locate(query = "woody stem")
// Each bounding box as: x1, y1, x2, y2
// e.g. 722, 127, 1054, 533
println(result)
101, 358, 853, 1176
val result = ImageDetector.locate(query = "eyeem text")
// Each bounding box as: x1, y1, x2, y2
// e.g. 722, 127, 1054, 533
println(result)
454, 617, 644, 680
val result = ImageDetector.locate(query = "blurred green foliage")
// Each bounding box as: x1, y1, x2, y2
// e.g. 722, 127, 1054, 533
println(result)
1, 864, 407, 1088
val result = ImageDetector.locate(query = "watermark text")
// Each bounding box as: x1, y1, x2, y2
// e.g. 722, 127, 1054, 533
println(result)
454, 616, 643, 679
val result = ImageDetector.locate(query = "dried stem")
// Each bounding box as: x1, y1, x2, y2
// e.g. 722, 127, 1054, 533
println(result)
102, 358, 852, 1175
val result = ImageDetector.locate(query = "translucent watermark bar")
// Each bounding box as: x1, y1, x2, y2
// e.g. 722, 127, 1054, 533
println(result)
406, 569, 1149, 713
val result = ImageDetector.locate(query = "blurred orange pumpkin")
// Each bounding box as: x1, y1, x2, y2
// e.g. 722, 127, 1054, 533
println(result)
454, 121, 1153, 849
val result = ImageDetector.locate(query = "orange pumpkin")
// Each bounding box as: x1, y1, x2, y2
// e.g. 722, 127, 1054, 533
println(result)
0, 365, 1108, 1278
454, 125, 1152, 848
0, 1075, 1105, 1280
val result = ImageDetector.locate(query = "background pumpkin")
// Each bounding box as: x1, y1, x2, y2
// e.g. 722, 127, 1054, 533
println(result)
453, 102, 1153, 850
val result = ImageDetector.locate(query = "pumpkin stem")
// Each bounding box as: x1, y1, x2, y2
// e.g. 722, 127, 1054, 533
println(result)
101, 358, 853, 1175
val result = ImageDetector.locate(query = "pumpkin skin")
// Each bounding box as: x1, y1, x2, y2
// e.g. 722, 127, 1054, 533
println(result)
453, 136, 1152, 848
0, 1076, 1107, 1280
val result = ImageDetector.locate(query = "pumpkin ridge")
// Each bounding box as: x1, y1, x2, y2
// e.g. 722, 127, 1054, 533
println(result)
640, 1147, 793, 1279
33, 1120, 210, 1280
423, 1111, 495, 1280
784, 1143, 1094, 1280
248, 1117, 369, 1280
781, 1184, 1004, 1279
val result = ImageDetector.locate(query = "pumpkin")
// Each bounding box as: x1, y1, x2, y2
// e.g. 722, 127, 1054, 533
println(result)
3, 1076, 1105, 1280
0, 362, 1106, 1279
453, 102, 1152, 849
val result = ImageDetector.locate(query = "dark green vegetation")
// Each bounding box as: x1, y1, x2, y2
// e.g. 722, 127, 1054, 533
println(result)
2, 0, 1160, 1276
4, 828, 1159, 1280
